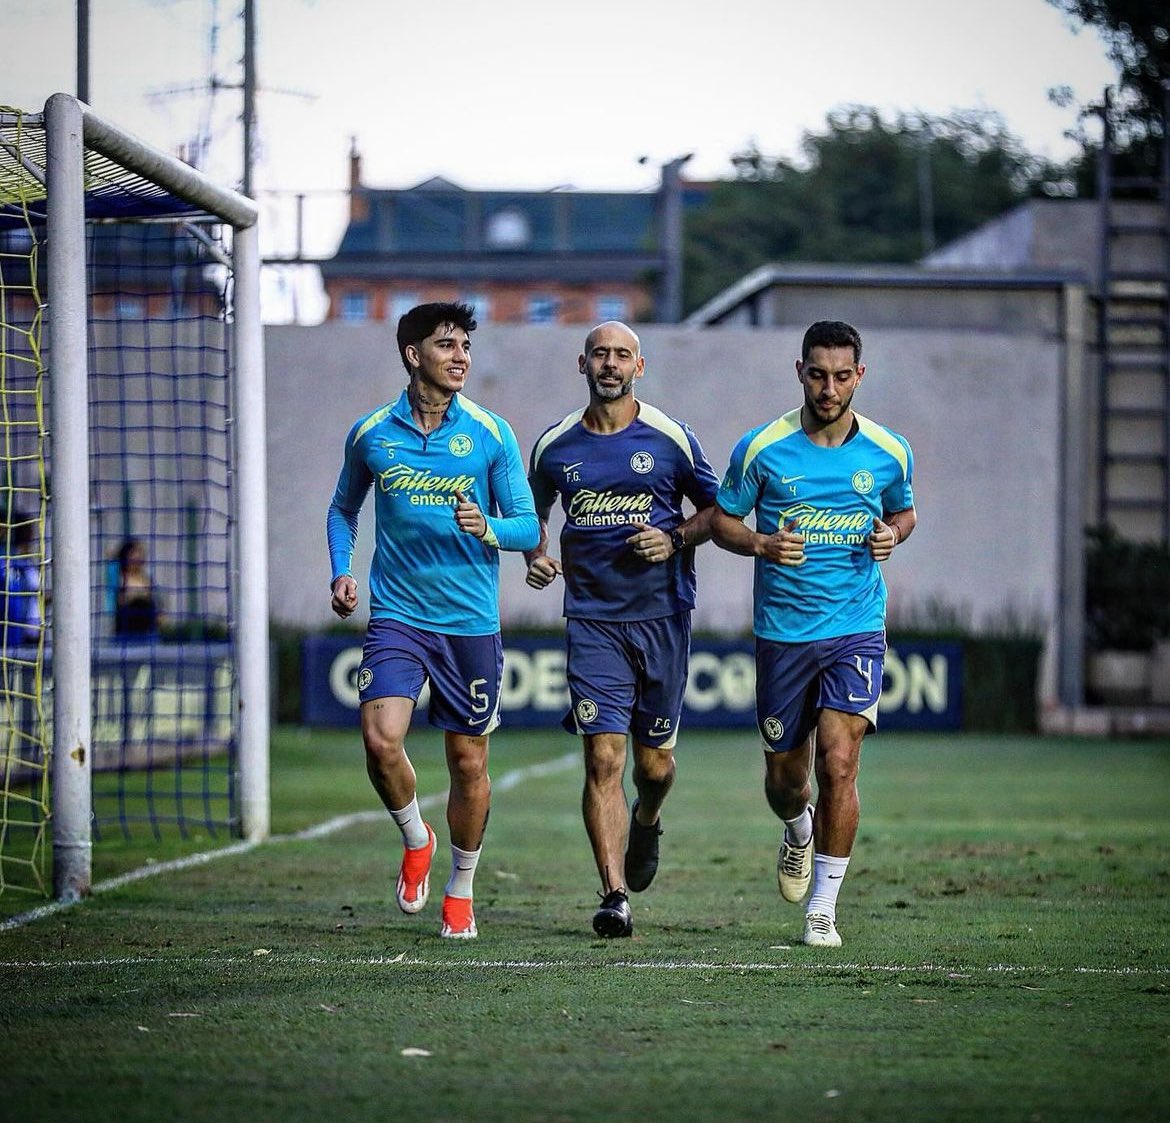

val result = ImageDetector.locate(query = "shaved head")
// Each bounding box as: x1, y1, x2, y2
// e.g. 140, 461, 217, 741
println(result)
584, 320, 641, 356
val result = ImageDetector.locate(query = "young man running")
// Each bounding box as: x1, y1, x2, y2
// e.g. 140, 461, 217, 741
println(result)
712, 320, 916, 947
327, 302, 538, 939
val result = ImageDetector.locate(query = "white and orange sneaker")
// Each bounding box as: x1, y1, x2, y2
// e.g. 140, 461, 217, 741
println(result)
396, 824, 437, 914
439, 894, 477, 939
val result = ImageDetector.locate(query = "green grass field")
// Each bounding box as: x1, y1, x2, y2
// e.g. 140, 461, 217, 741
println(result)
3, 727, 1169, 1122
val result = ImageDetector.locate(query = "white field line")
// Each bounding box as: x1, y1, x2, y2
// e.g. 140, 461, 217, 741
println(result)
2, 954, 1167, 977
0, 750, 579, 933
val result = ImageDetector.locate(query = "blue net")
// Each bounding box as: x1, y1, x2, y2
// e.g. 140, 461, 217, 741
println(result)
2, 107, 245, 899
86, 220, 238, 842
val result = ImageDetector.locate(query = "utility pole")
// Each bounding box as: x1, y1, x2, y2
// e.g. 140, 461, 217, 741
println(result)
242, 0, 256, 197
659, 153, 693, 323
76, 0, 89, 103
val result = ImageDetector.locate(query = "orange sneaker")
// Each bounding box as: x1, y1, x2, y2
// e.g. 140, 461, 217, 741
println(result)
396, 824, 436, 914
439, 894, 477, 939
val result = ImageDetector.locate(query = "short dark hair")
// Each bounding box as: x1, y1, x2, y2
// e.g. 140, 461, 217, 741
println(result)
396, 302, 478, 375
801, 320, 862, 363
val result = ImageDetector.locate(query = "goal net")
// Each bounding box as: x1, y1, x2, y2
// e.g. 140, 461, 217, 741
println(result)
0, 95, 268, 901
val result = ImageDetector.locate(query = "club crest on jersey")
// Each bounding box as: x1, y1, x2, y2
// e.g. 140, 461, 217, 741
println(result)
852, 469, 875, 494
357, 667, 373, 691
763, 716, 784, 741
630, 451, 654, 474
575, 699, 599, 724
449, 434, 474, 457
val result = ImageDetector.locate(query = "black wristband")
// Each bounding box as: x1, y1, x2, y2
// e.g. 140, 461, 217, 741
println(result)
669, 527, 686, 553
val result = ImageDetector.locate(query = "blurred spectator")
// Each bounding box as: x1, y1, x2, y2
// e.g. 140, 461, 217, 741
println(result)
1, 515, 42, 647
114, 538, 162, 637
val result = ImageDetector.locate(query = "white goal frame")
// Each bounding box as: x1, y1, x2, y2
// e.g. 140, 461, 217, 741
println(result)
43, 92, 269, 900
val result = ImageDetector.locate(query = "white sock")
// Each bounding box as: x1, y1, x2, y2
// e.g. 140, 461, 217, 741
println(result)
445, 844, 481, 899
784, 805, 813, 847
806, 854, 850, 919
389, 797, 430, 849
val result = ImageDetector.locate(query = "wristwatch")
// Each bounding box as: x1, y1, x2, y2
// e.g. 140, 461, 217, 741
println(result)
669, 527, 686, 553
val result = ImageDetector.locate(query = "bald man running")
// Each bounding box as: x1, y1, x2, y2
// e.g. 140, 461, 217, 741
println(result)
526, 321, 720, 938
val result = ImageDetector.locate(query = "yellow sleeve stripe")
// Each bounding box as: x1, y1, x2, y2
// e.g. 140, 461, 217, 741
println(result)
531, 408, 586, 471
458, 394, 503, 443
352, 403, 395, 445
637, 402, 694, 465
856, 413, 909, 478
742, 409, 802, 475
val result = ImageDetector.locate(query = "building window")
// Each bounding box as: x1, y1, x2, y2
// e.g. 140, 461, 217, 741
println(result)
486, 207, 531, 249
390, 292, 420, 323
526, 296, 559, 324
116, 295, 145, 319
595, 295, 627, 321
340, 291, 369, 322
461, 293, 491, 323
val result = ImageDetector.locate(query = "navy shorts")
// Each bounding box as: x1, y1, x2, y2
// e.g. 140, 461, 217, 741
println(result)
755, 630, 886, 752
562, 613, 691, 748
359, 617, 503, 736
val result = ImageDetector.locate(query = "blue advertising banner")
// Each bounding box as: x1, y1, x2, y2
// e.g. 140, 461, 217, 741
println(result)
301, 634, 963, 731
6, 642, 234, 780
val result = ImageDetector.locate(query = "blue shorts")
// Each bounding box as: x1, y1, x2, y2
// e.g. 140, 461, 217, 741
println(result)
359, 617, 503, 736
561, 613, 691, 748
755, 630, 886, 752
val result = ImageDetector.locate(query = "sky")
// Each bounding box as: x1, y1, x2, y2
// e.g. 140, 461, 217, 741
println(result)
3, 0, 1120, 314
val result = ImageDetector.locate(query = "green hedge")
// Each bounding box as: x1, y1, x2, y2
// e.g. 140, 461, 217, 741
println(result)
1086, 527, 1170, 652
887, 632, 1042, 734
270, 622, 361, 725
959, 637, 1043, 733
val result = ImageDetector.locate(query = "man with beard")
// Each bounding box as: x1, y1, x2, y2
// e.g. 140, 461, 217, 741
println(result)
712, 320, 916, 948
526, 321, 719, 938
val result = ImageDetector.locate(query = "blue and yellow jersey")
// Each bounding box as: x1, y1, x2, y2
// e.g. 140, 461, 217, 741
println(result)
717, 408, 914, 643
529, 401, 720, 621
328, 389, 538, 636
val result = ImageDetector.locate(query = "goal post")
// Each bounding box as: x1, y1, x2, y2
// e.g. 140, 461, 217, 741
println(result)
45, 93, 91, 901
31, 93, 268, 900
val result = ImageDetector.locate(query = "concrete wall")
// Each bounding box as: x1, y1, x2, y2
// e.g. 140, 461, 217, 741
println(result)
923, 198, 1164, 284
266, 322, 1063, 695
757, 281, 1067, 335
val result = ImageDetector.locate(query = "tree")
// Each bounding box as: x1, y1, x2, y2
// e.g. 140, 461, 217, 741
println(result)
1048, 0, 1169, 140
683, 106, 1061, 315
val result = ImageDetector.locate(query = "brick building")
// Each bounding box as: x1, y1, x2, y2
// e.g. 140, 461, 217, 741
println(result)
319, 146, 707, 325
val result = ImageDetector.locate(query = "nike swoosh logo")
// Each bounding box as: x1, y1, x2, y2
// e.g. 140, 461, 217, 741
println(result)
847, 693, 870, 703
781, 475, 805, 484
563, 461, 583, 473
645, 729, 673, 738
828, 874, 844, 879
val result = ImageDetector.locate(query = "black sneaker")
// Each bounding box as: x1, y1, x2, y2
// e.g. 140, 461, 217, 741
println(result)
624, 800, 663, 892
592, 888, 633, 938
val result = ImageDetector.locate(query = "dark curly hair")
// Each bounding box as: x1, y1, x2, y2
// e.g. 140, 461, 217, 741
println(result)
396, 302, 477, 375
